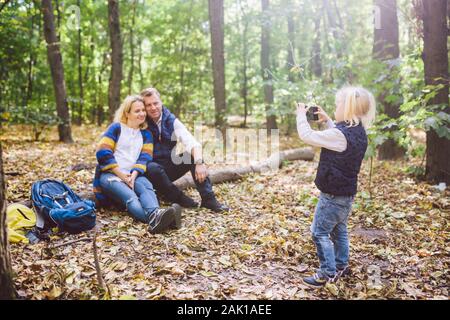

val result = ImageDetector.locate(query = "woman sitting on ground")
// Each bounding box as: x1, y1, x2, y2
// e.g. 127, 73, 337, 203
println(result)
93, 95, 181, 234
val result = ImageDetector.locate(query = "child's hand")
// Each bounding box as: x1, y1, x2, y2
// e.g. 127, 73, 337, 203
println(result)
315, 106, 332, 124
296, 102, 307, 115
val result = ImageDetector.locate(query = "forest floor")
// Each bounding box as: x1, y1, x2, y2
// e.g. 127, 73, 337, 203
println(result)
1, 125, 449, 300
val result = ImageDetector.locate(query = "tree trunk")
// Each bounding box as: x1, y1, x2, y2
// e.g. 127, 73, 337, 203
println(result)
323, 0, 343, 58
373, 0, 400, 59
26, 3, 36, 106
138, 38, 144, 90
421, 0, 450, 183
174, 148, 314, 190
127, 0, 137, 95
42, 0, 73, 143
208, 0, 227, 131
285, 0, 296, 83
261, 0, 277, 131
0, 143, 16, 300
373, 0, 406, 160
242, 20, 249, 128
108, 0, 123, 121
237, 0, 249, 127
55, 0, 61, 41
174, 0, 194, 118
311, 8, 322, 78
76, 0, 84, 126
97, 54, 108, 127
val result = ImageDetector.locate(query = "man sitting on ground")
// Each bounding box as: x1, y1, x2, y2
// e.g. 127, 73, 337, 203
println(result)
141, 87, 229, 213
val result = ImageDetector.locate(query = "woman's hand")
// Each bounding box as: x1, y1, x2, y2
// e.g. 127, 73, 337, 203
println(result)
127, 171, 139, 190
111, 168, 132, 187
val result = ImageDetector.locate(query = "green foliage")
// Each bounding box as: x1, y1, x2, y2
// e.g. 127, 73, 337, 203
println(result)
0, 0, 447, 158
10, 105, 60, 141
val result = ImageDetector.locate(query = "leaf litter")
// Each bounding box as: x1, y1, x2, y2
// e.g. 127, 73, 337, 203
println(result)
1, 125, 449, 300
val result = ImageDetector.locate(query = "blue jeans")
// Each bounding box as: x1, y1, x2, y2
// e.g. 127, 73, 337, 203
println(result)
146, 152, 214, 202
99, 172, 159, 223
310, 192, 354, 277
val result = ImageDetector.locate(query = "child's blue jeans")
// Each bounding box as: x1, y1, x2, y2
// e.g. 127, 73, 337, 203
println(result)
99, 172, 159, 223
310, 192, 354, 278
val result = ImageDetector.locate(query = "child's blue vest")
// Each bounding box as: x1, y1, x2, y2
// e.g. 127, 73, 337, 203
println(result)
147, 106, 177, 162
315, 122, 367, 196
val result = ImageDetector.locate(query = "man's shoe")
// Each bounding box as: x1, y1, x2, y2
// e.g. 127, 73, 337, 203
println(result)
200, 194, 229, 213
178, 193, 199, 208
169, 203, 182, 230
302, 272, 335, 288
148, 207, 176, 234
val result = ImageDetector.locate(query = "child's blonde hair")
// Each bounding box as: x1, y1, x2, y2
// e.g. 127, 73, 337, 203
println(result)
113, 95, 147, 129
336, 86, 376, 129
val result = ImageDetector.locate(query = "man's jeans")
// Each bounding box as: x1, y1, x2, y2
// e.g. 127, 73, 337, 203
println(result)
99, 172, 159, 223
146, 152, 214, 202
310, 192, 354, 278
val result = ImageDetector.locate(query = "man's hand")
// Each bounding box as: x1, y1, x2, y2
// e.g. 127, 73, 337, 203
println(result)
195, 163, 208, 184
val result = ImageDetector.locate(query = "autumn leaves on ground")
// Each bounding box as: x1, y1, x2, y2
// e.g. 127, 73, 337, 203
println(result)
2, 125, 448, 300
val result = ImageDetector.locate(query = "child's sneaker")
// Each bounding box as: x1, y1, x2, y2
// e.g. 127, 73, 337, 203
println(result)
302, 272, 335, 288
336, 266, 351, 278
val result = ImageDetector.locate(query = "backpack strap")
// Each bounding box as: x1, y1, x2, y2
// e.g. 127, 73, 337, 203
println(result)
40, 191, 70, 208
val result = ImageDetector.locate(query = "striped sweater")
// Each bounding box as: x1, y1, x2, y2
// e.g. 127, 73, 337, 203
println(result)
93, 122, 154, 206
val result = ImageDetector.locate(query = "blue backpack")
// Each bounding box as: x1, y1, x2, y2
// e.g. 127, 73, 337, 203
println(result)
31, 179, 96, 234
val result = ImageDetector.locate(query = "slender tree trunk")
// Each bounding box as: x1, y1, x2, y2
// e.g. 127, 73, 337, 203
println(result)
127, 0, 137, 95
242, 19, 249, 127
261, 0, 277, 130
173, 43, 186, 118
311, 8, 322, 78
42, 0, 73, 143
373, 0, 406, 160
321, 3, 334, 83
285, 0, 296, 83
208, 0, 227, 130
0, 143, 16, 300
26, 3, 35, 106
108, 0, 123, 121
373, 0, 400, 60
55, 0, 61, 41
237, 0, 249, 127
138, 39, 144, 90
76, 0, 83, 125
323, 0, 343, 58
97, 53, 108, 126
97, 72, 105, 126
421, 0, 450, 183
285, 0, 297, 134
174, 0, 194, 118
447, 0, 450, 27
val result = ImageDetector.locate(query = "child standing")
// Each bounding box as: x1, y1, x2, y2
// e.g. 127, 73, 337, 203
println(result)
296, 86, 376, 287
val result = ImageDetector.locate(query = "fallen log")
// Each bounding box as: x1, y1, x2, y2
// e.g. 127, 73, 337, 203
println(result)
20, 147, 314, 206
173, 147, 315, 190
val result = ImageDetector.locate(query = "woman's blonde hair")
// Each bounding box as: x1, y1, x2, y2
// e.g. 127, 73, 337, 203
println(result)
113, 95, 147, 129
336, 86, 376, 129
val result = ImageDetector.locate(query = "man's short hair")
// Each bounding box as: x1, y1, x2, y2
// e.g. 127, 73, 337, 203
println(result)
140, 87, 161, 98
